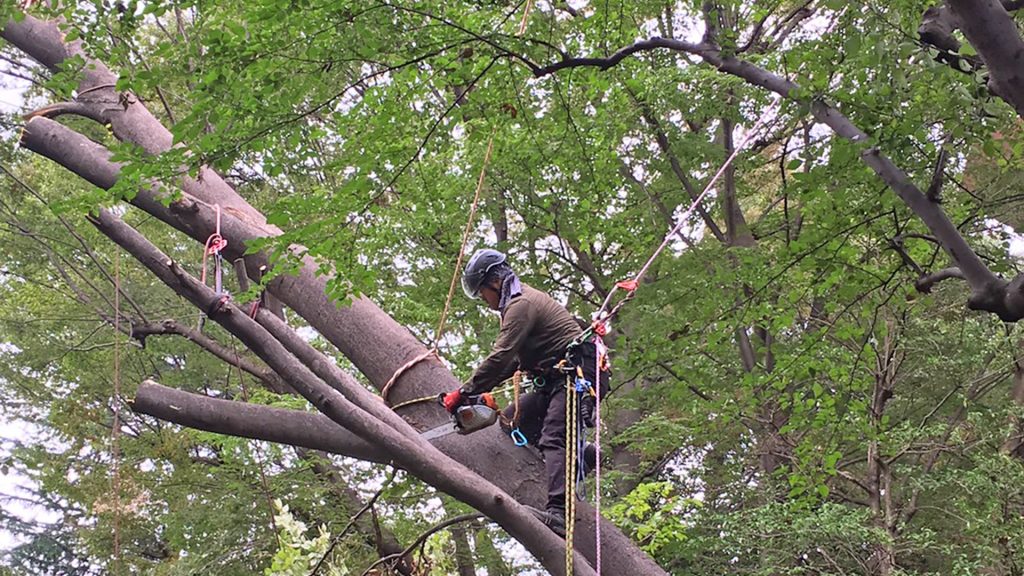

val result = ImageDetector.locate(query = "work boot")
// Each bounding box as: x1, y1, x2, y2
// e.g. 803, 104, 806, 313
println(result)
526, 505, 566, 538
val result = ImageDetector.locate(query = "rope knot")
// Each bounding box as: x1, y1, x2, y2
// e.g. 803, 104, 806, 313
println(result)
205, 234, 227, 255
615, 279, 638, 292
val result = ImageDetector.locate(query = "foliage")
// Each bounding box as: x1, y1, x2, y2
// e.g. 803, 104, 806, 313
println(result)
265, 499, 347, 576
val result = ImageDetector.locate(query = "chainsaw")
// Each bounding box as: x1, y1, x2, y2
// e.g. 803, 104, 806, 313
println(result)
421, 393, 500, 441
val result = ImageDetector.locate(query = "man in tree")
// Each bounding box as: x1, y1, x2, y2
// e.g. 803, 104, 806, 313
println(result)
443, 248, 607, 536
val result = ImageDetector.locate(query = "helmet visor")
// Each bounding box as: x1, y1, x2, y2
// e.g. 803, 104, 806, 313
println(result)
462, 273, 482, 299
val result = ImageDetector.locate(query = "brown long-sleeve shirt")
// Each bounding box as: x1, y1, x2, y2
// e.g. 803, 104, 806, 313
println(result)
463, 284, 583, 394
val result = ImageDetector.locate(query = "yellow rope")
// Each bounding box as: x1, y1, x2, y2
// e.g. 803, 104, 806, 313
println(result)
381, 129, 497, 404
564, 374, 577, 575
433, 129, 496, 348
511, 370, 522, 426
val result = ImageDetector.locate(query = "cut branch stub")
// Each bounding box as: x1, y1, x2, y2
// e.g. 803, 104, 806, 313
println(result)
966, 275, 1024, 322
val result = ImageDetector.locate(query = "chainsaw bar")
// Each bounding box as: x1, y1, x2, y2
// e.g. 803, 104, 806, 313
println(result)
421, 401, 499, 441
420, 422, 459, 441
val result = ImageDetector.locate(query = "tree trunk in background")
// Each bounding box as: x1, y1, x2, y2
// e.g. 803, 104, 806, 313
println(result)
451, 525, 477, 576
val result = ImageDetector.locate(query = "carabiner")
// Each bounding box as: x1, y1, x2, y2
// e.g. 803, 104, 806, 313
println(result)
510, 428, 528, 447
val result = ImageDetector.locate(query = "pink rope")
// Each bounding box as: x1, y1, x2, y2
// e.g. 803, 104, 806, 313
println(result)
586, 105, 776, 572
595, 106, 777, 322
594, 336, 604, 575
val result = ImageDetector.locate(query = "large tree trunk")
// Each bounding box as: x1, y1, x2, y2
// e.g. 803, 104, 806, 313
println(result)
4, 14, 666, 576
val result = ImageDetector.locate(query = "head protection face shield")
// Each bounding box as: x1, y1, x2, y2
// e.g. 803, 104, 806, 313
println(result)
461, 249, 507, 299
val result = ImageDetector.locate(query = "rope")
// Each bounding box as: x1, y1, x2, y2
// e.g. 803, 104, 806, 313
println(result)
593, 104, 778, 328
384, 0, 526, 405
569, 105, 777, 572
231, 340, 278, 535
511, 370, 522, 426
564, 375, 578, 575
381, 349, 437, 404
389, 375, 526, 412
200, 204, 227, 287
517, 0, 534, 35
497, 371, 527, 447
594, 338, 603, 575
381, 130, 496, 404
112, 248, 122, 575
198, 204, 230, 323
433, 129, 496, 345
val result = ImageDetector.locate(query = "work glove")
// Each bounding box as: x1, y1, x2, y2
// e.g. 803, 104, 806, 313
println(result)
441, 389, 464, 413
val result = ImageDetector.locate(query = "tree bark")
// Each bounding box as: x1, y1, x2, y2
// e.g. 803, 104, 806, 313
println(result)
131, 380, 389, 464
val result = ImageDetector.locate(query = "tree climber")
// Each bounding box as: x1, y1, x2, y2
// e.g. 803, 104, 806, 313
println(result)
443, 248, 609, 536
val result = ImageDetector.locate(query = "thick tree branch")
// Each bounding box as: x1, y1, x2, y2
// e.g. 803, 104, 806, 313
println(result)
948, 0, 1024, 116
914, 267, 966, 293
131, 380, 388, 463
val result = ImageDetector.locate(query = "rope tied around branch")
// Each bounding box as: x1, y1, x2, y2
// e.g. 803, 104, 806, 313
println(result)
381, 130, 496, 405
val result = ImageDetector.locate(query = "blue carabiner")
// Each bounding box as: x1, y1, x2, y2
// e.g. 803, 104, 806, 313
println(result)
510, 428, 528, 447
574, 376, 592, 394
